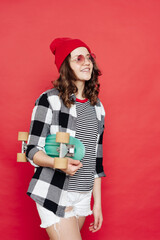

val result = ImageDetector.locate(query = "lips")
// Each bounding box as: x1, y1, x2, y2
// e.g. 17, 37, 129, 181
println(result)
81, 68, 90, 72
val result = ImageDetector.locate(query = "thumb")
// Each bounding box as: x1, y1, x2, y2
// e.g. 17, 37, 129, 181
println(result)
68, 158, 81, 165
94, 218, 98, 230
73, 159, 81, 166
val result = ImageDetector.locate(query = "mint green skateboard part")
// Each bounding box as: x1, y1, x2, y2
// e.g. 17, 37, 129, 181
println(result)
45, 134, 85, 161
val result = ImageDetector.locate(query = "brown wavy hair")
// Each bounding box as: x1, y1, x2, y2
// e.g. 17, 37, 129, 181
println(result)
52, 54, 102, 108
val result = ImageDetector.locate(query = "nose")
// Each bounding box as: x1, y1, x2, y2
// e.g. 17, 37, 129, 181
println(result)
83, 56, 91, 65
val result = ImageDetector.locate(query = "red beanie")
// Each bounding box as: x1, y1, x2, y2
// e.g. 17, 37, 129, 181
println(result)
50, 37, 91, 72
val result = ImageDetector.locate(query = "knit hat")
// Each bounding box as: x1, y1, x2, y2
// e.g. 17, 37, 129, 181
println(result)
50, 37, 91, 72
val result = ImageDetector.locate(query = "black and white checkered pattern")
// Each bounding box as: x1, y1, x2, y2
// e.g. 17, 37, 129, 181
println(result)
26, 88, 105, 217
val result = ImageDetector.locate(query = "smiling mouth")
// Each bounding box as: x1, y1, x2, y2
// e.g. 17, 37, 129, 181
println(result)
81, 68, 90, 72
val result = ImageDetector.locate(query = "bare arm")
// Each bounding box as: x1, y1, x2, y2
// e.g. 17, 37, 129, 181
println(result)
89, 177, 103, 232
33, 150, 82, 176
33, 150, 54, 168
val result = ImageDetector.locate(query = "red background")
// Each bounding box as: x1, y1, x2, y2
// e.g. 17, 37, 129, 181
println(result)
0, 0, 160, 239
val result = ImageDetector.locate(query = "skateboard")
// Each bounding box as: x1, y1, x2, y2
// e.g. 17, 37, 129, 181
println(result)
17, 132, 85, 169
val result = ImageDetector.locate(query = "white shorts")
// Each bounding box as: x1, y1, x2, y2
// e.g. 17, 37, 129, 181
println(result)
36, 190, 93, 228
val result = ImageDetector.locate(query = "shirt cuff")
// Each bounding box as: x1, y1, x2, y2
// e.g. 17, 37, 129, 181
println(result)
27, 146, 45, 167
94, 171, 106, 179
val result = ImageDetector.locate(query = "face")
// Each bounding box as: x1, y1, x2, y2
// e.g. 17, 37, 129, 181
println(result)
69, 47, 93, 81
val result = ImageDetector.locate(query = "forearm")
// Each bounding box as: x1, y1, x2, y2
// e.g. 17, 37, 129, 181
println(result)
33, 151, 82, 176
33, 150, 54, 168
89, 177, 103, 232
93, 177, 102, 207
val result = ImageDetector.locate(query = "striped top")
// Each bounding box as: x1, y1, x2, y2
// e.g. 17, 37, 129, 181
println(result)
68, 98, 98, 192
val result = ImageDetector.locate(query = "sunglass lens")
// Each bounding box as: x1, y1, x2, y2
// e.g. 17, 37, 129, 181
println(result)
77, 55, 85, 64
90, 53, 96, 60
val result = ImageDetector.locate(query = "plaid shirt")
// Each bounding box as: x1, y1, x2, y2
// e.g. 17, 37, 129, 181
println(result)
26, 88, 106, 217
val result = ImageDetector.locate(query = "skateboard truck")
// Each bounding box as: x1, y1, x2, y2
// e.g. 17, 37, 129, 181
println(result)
17, 132, 29, 162
57, 144, 75, 157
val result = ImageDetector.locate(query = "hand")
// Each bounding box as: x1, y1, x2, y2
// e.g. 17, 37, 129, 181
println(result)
62, 157, 83, 176
89, 205, 103, 233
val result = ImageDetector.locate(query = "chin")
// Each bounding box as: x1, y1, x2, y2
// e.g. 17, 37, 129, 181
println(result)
79, 77, 91, 81
85, 77, 91, 81
79, 74, 92, 81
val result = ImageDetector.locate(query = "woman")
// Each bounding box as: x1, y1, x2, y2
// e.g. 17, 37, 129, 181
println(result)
26, 37, 106, 240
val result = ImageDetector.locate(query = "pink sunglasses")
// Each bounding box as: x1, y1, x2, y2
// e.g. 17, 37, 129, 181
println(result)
70, 53, 96, 65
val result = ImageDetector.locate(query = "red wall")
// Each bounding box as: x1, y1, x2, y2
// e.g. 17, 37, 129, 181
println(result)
1, 1, 160, 239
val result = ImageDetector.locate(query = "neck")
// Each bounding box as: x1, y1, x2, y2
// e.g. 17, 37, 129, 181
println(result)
74, 80, 85, 100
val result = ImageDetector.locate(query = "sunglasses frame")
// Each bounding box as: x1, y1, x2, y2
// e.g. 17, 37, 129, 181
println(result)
70, 53, 96, 65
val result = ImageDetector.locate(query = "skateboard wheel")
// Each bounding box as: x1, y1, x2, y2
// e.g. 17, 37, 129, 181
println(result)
56, 132, 69, 144
17, 153, 27, 162
54, 157, 68, 169
18, 132, 29, 141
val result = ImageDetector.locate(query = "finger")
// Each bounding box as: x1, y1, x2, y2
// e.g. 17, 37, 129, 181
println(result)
72, 161, 83, 168
90, 224, 99, 233
68, 158, 81, 165
93, 216, 101, 232
89, 225, 94, 231
98, 219, 102, 229
70, 169, 78, 176
89, 227, 94, 231
79, 162, 83, 167
94, 218, 98, 230
72, 165, 82, 171
92, 219, 102, 232
89, 227, 98, 233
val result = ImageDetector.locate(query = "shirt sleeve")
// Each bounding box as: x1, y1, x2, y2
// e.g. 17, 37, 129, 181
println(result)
94, 101, 106, 178
26, 93, 52, 167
